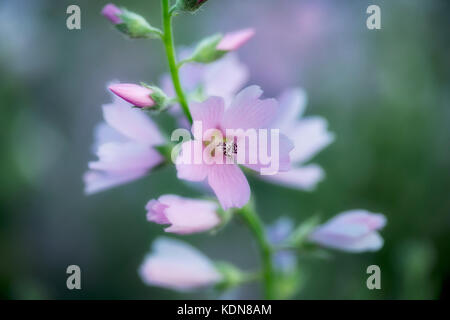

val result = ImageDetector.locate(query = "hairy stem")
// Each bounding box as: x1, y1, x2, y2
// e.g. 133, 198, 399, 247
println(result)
161, 0, 193, 124
238, 204, 275, 300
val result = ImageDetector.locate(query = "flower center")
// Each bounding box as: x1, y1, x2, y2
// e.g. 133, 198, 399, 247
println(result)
219, 141, 237, 157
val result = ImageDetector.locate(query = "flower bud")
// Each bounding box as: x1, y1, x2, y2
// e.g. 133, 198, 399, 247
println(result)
175, 0, 209, 13
139, 237, 222, 291
101, 3, 122, 24
308, 210, 386, 252
189, 29, 255, 64
146, 195, 221, 234
108, 83, 155, 108
101, 4, 162, 39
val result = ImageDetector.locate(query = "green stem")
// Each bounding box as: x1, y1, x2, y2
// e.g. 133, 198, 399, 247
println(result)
237, 205, 275, 300
161, 0, 193, 124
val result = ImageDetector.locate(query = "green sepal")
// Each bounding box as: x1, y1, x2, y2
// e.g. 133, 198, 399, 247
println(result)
116, 9, 162, 39
189, 34, 227, 64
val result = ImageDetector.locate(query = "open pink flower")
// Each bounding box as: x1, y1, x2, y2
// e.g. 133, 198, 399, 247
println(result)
146, 195, 221, 234
176, 86, 294, 210
84, 89, 164, 194
139, 237, 222, 291
101, 3, 122, 25
217, 29, 255, 51
108, 83, 155, 108
308, 210, 386, 252
262, 88, 334, 191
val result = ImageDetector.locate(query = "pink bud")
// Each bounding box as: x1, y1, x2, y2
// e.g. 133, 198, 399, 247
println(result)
216, 28, 255, 52
101, 3, 123, 25
108, 83, 155, 108
146, 195, 221, 234
139, 237, 222, 291
309, 210, 386, 252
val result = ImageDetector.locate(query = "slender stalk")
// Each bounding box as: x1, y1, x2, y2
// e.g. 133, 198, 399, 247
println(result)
161, 0, 193, 124
238, 205, 275, 300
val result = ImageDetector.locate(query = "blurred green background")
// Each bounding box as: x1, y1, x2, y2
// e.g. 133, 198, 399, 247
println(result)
0, 0, 449, 299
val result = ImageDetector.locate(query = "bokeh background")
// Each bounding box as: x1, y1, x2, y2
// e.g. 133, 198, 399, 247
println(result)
1, 0, 449, 299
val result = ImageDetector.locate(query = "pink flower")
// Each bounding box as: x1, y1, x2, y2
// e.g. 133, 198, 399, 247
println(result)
101, 3, 122, 25
139, 237, 222, 291
309, 210, 386, 252
176, 86, 294, 210
108, 83, 155, 108
262, 88, 334, 191
146, 195, 221, 234
84, 89, 164, 194
216, 29, 255, 52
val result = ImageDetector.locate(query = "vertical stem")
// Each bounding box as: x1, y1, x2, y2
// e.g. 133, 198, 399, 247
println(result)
161, 0, 193, 124
238, 205, 275, 300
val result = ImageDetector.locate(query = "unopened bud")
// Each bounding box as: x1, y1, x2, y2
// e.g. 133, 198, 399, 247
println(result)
101, 4, 162, 39
109, 83, 155, 108
189, 29, 255, 64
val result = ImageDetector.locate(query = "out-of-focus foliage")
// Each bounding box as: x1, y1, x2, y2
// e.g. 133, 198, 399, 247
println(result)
0, 0, 449, 299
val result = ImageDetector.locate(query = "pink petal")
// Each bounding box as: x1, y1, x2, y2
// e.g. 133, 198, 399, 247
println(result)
83, 169, 147, 194
109, 83, 155, 108
241, 133, 294, 175
216, 28, 255, 51
176, 141, 209, 181
222, 86, 278, 130
139, 237, 222, 291
203, 53, 249, 105
146, 199, 171, 224
288, 116, 335, 164
190, 97, 225, 139
207, 164, 250, 210
261, 164, 325, 191
102, 94, 164, 145
88, 142, 163, 172
271, 88, 307, 132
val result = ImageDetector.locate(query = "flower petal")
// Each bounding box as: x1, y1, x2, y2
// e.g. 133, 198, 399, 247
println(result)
222, 86, 278, 130
102, 95, 164, 145
89, 142, 163, 173
288, 116, 335, 164
271, 88, 307, 132
261, 164, 325, 191
83, 169, 147, 194
176, 141, 209, 181
203, 53, 249, 105
207, 164, 250, 210
190, 96, 225, 139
